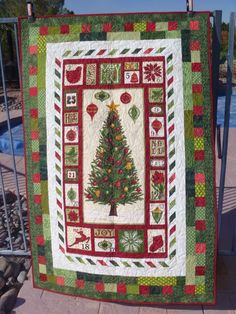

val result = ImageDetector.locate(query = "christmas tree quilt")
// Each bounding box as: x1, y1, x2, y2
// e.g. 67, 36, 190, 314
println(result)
19, 12, 216, 304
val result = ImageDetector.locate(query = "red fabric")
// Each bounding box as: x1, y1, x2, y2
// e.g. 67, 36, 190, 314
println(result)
195, 220, 206, 231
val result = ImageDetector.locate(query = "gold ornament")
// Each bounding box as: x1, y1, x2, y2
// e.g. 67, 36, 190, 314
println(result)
115, 134, 123, 141
107, 101, 119, 113
107, 169, 112, 174
100, 148, 104, 153
124, 187, 129, 192
95, 190, 101, 197
111, 123, 115, 128
125, 162, 132, 170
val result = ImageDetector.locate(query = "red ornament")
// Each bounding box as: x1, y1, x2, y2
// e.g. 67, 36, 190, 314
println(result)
92, 181, 97, 186
103, 176, 109, 182
120, 194, 125, 199
120, 92, 132, 104
87, 194, 92, 199
86, 103, 98, 120
114, 181, 121, 188
131, 179, 137, 184
107, 156, 114, 163
136, 187, 141, 193
118, 169, 123, 174
151, 119, 162, 135
66, 129, 76, 141
124, 148, 129, 155
97, 162, 102, 168
66, 66, 82, 84
115, 160, 121, 166
115, 127, 121, 132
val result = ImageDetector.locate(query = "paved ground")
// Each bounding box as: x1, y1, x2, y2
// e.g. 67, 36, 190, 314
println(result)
0, 106, 235, 313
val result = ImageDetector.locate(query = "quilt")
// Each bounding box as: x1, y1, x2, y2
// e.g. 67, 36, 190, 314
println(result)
19, 12, 217, 304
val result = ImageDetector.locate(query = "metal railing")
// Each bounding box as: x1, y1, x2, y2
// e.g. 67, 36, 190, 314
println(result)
0, 17, 29, 256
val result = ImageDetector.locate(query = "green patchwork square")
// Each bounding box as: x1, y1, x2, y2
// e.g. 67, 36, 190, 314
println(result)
134, 22, 146, 32
194, 137, 204, 150
195, 184, 206, 197
100, 63, 121, 84
127, 284, 139, 294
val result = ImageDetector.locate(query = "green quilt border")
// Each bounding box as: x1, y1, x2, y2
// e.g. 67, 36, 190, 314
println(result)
19, 12, 216, 304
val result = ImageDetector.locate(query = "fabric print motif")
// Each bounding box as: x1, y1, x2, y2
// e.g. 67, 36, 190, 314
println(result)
150, 170, 165, 201
64, 145, 78, 166
85, 101, 143, 217
149, 88, 164, 103
64, 64, 83, 85
143, 62, 163, 84
64, 126, 79, 143
100, 63, 121, 84
119, 230, 144, 253
86, 64, 97, 85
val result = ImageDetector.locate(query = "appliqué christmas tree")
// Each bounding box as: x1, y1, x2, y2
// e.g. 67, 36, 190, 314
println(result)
85, 101, 143, 216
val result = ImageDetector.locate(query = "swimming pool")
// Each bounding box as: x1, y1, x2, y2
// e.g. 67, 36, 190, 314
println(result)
0, 118, 24, 156
217, 91, 236, 128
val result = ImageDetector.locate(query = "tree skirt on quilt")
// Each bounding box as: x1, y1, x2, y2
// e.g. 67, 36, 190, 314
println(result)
19, 12, 216, 304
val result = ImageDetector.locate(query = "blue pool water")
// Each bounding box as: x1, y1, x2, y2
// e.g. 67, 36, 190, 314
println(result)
0, 120, 24, 156
217, 92, 236, 128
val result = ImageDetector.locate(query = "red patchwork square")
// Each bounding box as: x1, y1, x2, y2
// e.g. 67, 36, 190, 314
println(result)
195, 197, 206, 207
192, 84, 203, 93
75, 279, 85, 289
195, 173, 205, 183
184, 285, 196, 295
35, 215, 43, 225
168, 21, 178, 30
39, 26, 48, 36
162, 286, 174, 295
117, 283, 127, 294
60, 25, 69, 34
146, 22, 156, 32
95, 282, 104, 293
195, 150, 205, 160
32, 173, 41, 183
194, 128, 204, 137
29, 45, 38, 55
30, 108, 38, 118
190, 20, 200, 30
36, 235, 45, 246
34, 195, 42, 204
195, 220, 206, 231
193, 105, 203, 116
192, 63, 202, 72
56, 276, 65, 286
29, 87, 38, 97
32, 152, 40, 162
82, 24, 91, 33
103, 23, 112, 32
195, 243, 206, 254
190, 40, 201, 50
31, 131, 39, 140
29, 66, 37, 75
139, 285, 150, 295
124, 22, 134, 32
39, 274, 47, 282
195, 266, 206, 276
38, 255, 46, 264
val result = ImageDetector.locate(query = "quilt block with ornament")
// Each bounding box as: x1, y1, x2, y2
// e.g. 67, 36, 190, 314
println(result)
19, 12, 216, 304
